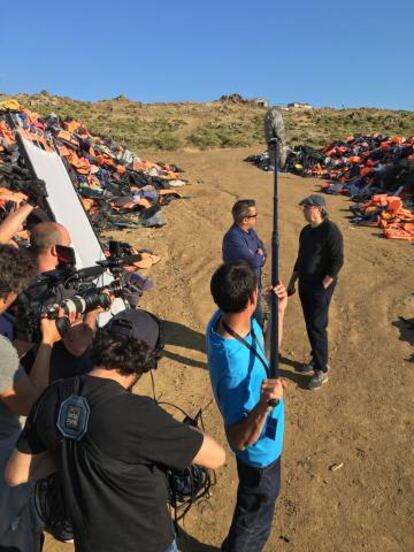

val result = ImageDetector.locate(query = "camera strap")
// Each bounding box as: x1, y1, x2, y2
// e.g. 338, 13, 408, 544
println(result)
220, 318, 270, 378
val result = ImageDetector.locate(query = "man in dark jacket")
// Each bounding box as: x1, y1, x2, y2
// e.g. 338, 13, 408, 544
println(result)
287, 195, 344, 390
222, 199, 287, 345
222, 199, 267, 326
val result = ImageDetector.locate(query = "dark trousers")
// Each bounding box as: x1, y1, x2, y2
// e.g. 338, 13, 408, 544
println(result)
253, 294, 264, 327
222, 456, 281, 552
299, 280, 336, 373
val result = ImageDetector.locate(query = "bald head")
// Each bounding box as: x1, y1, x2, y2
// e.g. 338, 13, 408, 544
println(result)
30, 222, 71, 273
30, 222, 70, 254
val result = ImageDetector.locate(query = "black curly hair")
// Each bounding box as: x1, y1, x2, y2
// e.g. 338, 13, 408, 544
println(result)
90, 330, 154, 376
0, 245, 37, 299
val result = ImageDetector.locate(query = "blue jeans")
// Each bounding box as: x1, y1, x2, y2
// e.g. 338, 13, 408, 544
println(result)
222, 456, 281, 552
165, 540, 179, 552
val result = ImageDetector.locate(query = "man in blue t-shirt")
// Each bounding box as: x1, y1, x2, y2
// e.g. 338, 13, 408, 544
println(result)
206, 260, 287, 552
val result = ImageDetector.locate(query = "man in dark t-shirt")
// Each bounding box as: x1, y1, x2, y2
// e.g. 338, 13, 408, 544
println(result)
6, 326, 225, 552
287, 195, 344, 390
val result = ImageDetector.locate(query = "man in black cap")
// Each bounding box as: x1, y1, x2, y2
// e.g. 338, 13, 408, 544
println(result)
287, 195, 344, 390
6, 317, 226, 552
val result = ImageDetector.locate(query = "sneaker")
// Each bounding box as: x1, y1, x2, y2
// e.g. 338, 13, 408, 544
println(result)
308, 370, 329, 390
297, 359, 315, 373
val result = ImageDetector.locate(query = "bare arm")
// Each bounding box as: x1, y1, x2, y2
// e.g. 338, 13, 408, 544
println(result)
29, 342, 54, 394
63, 321, 94, 356
63, 307, 107, 357
226, 400, 270, 451
1, 318, 61, 416
226, 379, 284, 451
25, 316, 64, 397
0, 203, 34, 244
192, 433, 226, 470
60, 302, 102, 356
5, 449, 56, 487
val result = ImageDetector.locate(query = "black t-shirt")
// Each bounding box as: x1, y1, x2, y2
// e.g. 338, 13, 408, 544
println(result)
49, 342, 93, 382
294, 218, 344, 283
17, 375, 203, 552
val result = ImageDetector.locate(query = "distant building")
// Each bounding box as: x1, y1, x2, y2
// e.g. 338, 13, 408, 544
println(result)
253, 97, 270, 108
287, 102, 313, 110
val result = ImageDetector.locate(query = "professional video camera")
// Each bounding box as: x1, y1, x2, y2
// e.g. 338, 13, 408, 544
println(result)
15, 241, 144, 342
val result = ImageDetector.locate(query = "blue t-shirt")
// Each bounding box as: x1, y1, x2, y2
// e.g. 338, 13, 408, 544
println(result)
206, 311, 284, 468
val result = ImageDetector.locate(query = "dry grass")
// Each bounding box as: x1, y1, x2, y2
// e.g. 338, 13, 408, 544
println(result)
2, 92, 414, 151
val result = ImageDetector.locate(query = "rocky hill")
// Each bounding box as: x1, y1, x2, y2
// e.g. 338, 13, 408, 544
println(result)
2, 91, 414, 151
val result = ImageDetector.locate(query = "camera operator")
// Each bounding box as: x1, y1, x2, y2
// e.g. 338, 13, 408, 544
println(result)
6, 325, 226, 552
15, 221, 102, 380
29, 221, 71, 273
0, 244, 70, 551
22, 223, 156, 382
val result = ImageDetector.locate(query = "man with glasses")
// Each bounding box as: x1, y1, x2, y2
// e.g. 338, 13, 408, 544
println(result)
222, 199, 267, 326
287, 195, 344, 390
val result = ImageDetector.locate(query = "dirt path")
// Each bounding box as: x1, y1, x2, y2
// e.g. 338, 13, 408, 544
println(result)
44, 149, 414, 552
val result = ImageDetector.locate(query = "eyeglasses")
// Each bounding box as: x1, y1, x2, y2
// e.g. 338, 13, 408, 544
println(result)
246, 213, 258, 218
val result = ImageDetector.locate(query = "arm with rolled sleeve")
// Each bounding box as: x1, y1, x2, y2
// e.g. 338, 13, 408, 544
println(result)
216, 373, 283, 451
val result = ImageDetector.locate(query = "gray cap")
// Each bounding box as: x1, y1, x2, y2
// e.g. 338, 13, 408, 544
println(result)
299, 194, 326, 208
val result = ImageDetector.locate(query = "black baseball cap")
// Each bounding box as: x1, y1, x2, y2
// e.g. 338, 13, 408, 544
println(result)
299, 194, 326, 208
103, 309, 160, 352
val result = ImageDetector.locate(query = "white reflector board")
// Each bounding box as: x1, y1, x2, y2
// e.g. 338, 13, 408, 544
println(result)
21, 136, 125, 322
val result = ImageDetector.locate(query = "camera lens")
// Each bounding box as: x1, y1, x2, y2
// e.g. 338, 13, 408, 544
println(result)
61, 296, 86, 317
82, 288, 112, 312
107, 281, 123, 297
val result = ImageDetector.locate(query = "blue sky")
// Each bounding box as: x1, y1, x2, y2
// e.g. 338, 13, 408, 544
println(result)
1, 0, 413, 110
